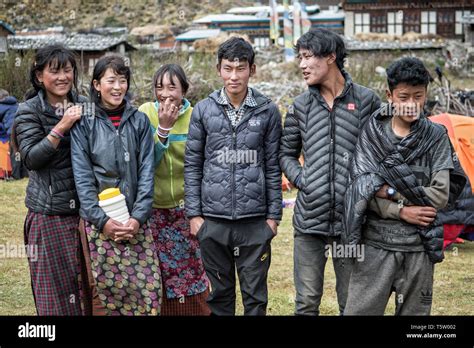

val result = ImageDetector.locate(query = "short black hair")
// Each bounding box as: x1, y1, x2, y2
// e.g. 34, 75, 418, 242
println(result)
295, 28, 347, 71
26, 44, 79, 100
90, 54, 131, 104
217, 37, 255, 67
153, 64, 189, 95
386, 57, 432, 91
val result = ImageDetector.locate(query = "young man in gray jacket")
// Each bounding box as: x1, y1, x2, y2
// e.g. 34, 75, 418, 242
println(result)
184, 37, 282, 316
280, 29, 381, 315
344, 57, 463, 315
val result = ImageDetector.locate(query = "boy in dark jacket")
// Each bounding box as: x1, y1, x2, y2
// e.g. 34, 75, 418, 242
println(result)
184, 37, 282, 316
280, 28, 381, 315
344, 57, 462, 315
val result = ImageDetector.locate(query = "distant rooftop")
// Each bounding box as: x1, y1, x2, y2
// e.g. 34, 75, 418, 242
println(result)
194, 7, 344, 25
175, 29, 221, 42
227, 4, 320, 15
8, 33, 135, 51
0, 20, 15, 35
194, 14, 267, 24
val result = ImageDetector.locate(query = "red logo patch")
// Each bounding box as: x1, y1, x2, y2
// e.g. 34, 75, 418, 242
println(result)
348, 103, 355, 111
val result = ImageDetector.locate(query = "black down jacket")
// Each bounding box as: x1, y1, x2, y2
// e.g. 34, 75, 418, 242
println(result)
280, 71, 381, 236
184, 88, 282, 221
71, 102, 154, 231
14, 90, 87, 215
437, 179, 474, 226
343, 107, 466, 263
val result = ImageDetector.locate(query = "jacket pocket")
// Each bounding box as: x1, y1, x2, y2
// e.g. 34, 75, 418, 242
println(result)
264, 220, 275, 240
196, 219, 207, 241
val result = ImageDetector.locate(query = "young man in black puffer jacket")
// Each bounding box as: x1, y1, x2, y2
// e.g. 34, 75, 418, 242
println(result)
280, 29, 381, 316
184, 37, 282, 316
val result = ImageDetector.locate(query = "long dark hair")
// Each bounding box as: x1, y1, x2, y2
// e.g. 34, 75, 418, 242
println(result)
25, 44, 79, 100
90, 54, 131, 106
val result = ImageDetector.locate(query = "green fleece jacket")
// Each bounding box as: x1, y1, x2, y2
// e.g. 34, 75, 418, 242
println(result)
138, 100, 192, 208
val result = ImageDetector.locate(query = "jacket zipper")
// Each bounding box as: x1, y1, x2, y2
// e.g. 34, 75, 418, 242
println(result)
329, 106, 336, 235
169, 152, 176, 207
213, 99, 270, 220
231, 130, 236, 219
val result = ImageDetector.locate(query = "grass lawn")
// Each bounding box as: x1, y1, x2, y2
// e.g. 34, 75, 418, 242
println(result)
0, 179, 473, 315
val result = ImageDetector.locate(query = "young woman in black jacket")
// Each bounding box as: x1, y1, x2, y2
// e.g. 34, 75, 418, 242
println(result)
14, 45, 86, 315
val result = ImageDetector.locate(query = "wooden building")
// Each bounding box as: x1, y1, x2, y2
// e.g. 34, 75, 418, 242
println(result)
343, 0, 473, 39
192, 5, 344, 48
8, 32, 135, 75
0, 20, 15, 54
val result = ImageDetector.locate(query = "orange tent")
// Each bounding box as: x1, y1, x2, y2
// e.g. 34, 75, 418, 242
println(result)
430, 113, 474, 193
0, 142, 12, 179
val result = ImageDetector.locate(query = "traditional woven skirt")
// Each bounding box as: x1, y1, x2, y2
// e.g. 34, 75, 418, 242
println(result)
149, 207, 210, 316
161, 288, 211, 316
83, 220, 162, 316
24, 211, 82, 315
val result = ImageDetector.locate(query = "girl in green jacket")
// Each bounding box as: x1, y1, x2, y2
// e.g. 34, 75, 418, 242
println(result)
139, 64, 210, 315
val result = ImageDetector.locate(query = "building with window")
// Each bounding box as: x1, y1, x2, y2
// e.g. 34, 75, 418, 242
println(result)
0, 20, 15, 54
8, 31, 135, 75
186, 3, 344, 49
343, 0, 473, 39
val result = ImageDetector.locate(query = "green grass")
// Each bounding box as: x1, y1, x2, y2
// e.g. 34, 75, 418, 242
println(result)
1, 179, 473, 315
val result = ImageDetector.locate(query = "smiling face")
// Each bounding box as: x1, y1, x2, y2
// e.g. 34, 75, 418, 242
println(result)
155, 73, 183, 108
93, 68, 128, 109
218, 58, 255, 97
36, 60, 74, 104
297, 48, 334, 86
386, 83, 427, 124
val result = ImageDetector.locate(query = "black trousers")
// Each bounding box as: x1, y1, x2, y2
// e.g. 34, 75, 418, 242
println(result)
197, 216, 274, 316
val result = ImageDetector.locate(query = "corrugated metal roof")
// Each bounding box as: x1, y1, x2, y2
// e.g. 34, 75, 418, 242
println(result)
194, 14, 266, 24
0, 20, 15, 35
227, 4, 320, 15
175, 29, 221, 41
194, 9, 344, 24
7, 33, 134, 51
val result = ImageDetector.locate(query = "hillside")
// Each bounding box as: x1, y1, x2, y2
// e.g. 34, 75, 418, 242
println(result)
0, 0, 256, 32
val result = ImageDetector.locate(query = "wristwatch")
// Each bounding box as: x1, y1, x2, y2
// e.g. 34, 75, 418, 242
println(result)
386, 186, 397, 200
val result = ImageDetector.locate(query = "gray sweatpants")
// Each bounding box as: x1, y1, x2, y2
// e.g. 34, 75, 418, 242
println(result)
344, 244, 434, 315
294, 232, 353, 315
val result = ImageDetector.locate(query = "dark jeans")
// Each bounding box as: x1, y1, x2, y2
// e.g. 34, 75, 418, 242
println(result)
293, 231, 353, 315
197, 216, 274, 316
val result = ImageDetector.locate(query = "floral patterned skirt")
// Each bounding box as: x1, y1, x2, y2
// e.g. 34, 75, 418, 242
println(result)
84, 220, 162, 316
149, 208, 209, 302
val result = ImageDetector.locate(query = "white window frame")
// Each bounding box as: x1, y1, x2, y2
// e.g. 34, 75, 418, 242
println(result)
254, 37, 270, 48
456, 10, 471, 35
355, 13, 370, 34
387, 11, 403, 35
421, 11, 437, 34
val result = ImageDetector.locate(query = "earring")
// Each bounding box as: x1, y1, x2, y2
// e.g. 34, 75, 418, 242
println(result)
98, 92, 101, 98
